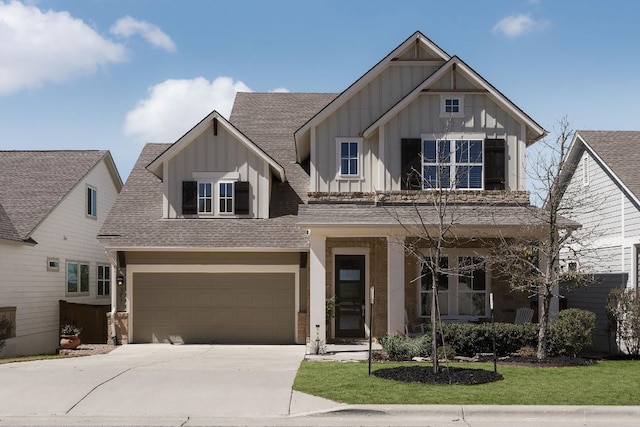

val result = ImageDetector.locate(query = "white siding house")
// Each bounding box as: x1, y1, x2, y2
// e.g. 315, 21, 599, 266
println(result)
0, 151, 122, 357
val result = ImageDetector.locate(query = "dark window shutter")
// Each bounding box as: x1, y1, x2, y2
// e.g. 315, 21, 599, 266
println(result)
485, 139, 506, 190
234, 181, 250, 215
182, 181, 197, 215
401, 138, 422, 190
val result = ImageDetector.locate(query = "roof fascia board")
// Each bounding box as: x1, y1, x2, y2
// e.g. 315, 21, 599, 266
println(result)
147, 111, 286, 182
294, 31, 450, 161
95, 245, 307, 253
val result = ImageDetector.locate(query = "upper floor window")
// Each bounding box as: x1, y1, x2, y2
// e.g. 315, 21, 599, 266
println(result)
86, 186, 97, 218
183, 175, 250, 217
218, 181, 234, 214
67, 261, 90, 295
97, 264, 110, 297
422, 139, 483, 189
337, 138, 362, 178
198, 182, 213, 214
440, 95, 465, 118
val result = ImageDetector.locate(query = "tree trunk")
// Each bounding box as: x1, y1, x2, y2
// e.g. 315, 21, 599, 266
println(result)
431, 273, 439, 373
537, 286, 552, 360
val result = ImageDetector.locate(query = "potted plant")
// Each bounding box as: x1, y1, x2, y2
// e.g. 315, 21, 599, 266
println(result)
60, 324, 82, 349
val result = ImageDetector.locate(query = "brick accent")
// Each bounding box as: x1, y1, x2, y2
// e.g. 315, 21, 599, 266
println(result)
297, 311, 307, 344
308, 190, 531, 205
106, 312, 129, 344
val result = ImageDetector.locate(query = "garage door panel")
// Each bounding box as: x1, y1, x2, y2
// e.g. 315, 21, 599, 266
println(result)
133, 272, 295, 344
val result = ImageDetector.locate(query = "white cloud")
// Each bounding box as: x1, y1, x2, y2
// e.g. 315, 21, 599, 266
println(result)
0, 1, 127, 94
492, 13, 550, 38
270, 87, 290, 93
124, 76, 251, 143
110, 15, 176, 52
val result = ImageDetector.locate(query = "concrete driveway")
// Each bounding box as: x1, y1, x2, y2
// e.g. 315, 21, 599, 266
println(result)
0, 344, 308, 418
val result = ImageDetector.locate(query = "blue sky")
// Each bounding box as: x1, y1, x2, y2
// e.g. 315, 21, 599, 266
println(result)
1, 0, 639, 180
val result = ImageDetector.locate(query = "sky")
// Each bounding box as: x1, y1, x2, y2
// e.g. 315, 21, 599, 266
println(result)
1, 0, 640, 181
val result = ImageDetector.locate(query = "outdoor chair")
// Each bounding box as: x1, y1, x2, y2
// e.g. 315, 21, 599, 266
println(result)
404, 310, 425, 337
514, 307, 534, 324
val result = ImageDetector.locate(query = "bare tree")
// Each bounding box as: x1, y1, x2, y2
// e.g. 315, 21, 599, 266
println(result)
384, 130, 482, 373
489, 118, 607, 359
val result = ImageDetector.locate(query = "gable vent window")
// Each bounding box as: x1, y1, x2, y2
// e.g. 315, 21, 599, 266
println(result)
582, 155, 590, 186
440, 95, 465, 118
86, 186, 97, 218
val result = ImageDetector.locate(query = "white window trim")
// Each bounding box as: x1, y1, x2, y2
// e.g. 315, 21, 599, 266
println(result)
197, 182, 214, 214
86, 185, 97, 219
217, 180, 235, 216
439, 94, 465, 118
421, 133, 485, 190
336, 137, 363, 180
47, 257, 60, 272
66, 261, 90, 296
418, 249, 491, 320
192, 172, 242, 218
97, 263, 110, 298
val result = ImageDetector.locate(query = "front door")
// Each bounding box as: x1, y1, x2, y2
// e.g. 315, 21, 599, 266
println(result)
335, 255, 365, 338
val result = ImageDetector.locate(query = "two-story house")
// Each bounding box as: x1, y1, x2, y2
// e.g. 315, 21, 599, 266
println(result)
99, 32, 549, 349
0, 150, 122, 357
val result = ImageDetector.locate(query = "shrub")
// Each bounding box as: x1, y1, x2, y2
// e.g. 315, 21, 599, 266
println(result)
379, 334, 431, 360
435, 322, 538, 357
607, 288, 640, 356
0, 318, 13, 350
548, 309, 596, 357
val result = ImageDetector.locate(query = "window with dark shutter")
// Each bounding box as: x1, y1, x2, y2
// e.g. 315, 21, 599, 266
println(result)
182, 181, 197, 215
234, 181, 250, 216
401, 138, 422, 190
484, 139, 506, 190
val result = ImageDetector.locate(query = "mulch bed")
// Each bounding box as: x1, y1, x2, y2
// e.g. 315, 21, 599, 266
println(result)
374, 365, 503, 385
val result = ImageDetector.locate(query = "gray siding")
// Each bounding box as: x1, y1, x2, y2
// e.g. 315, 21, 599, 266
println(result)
561, 273, 626, 353
312, 68, 527, 192
165, 124, 270, 218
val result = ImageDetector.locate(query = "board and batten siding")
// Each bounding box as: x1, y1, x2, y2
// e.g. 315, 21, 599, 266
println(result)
311, 68, 527, 192
165, 124, 270, 219
0, 159, 119, 357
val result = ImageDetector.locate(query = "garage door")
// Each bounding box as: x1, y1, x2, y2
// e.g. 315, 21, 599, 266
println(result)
132, 272, 295, 344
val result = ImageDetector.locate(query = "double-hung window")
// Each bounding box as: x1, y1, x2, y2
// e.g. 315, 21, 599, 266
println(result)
198, 182, 213, 214
67, 261, 90, 295
218, 181, 234, 214
97, 264, 110, 297
419, 253, 489, 318
422, 137, 483, 189
337, 138, 362, 178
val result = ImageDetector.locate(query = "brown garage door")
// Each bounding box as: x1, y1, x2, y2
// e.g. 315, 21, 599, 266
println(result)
132, 272, 295, 344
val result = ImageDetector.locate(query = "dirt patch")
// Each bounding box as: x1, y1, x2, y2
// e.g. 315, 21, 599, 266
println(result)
374, 365, 503, 385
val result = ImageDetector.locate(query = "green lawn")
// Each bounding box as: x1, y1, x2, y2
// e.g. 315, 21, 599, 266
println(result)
294, 360, 640, 405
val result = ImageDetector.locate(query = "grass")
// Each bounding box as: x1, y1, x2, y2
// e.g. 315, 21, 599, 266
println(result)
293, 360, 640, 405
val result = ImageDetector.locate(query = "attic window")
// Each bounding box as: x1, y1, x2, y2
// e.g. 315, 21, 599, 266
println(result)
440, 95, 465, 118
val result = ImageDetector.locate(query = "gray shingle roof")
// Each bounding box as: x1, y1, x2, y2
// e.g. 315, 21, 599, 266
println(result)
578, 131, 640, 201
297, 203, 579, 229
98, 143, 311, 249
0, 150, 108, 241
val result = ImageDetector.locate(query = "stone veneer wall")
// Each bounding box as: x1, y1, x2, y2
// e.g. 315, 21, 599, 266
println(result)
325, 237, 388, 340
308, 190, 531, 205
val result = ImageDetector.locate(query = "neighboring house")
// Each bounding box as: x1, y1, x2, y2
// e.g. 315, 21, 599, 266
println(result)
99, 32, 552, 349
0, 151, 122, 357
558, 131, 640, 351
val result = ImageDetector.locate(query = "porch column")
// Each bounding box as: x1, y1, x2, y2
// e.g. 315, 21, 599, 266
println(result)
309, 234, 327, 353
387, 236, 405, 334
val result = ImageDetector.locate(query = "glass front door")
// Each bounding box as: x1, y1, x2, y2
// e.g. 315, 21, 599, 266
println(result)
335, 255, 365, 338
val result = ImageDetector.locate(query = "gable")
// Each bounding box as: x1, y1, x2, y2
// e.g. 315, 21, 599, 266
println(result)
294, 31, 450, 162
147, 111, 285, 182
0, 150, 121, 241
